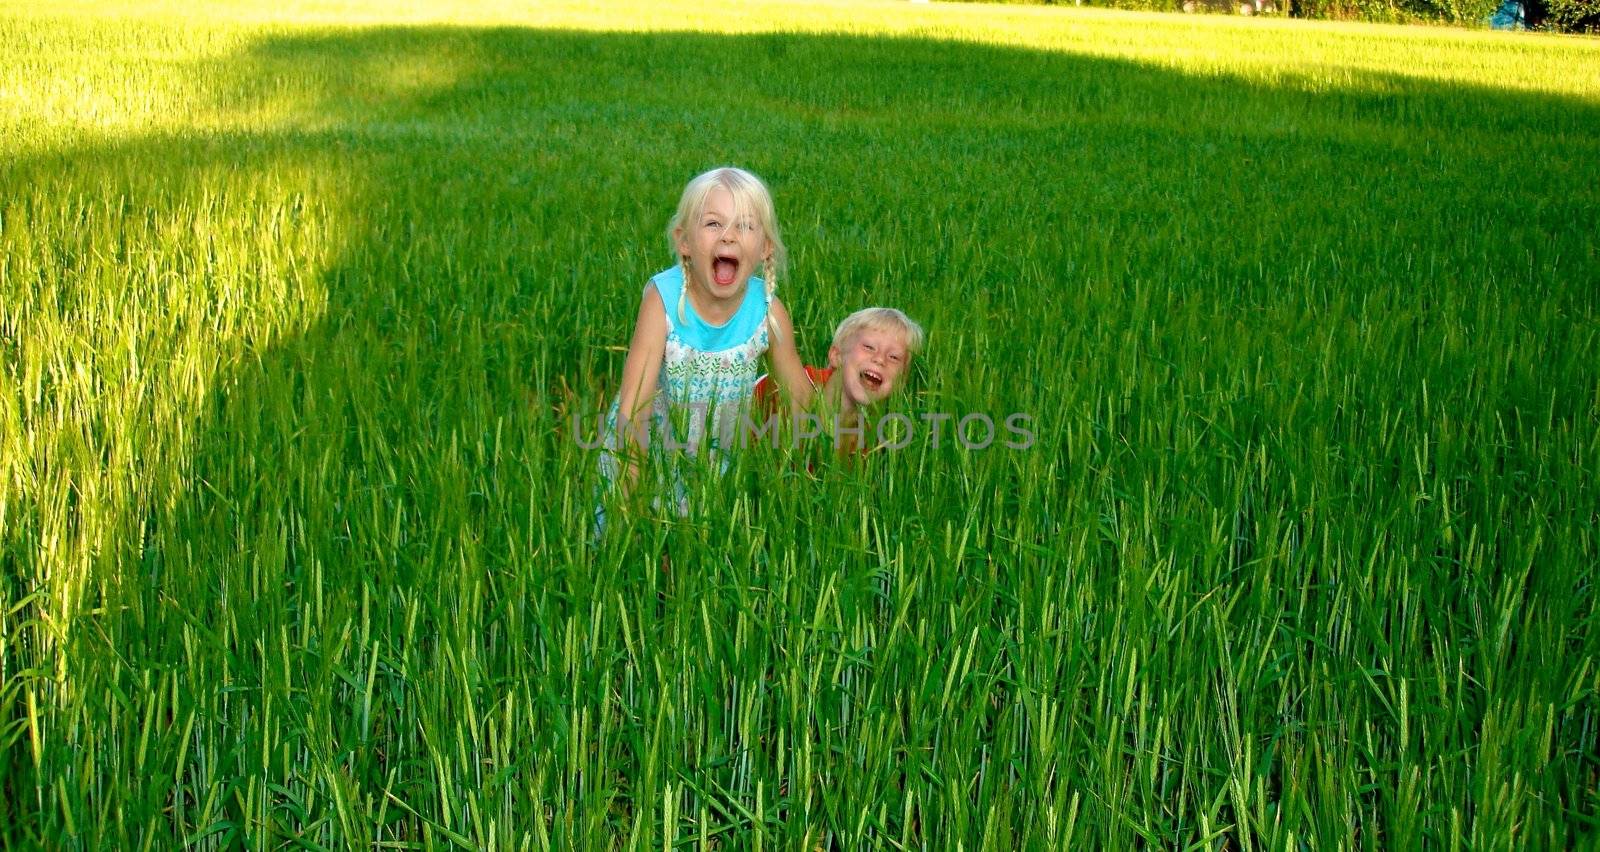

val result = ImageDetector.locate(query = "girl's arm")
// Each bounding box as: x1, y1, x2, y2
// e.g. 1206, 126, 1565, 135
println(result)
615, 284, 669, 491
765, 297, 814, 412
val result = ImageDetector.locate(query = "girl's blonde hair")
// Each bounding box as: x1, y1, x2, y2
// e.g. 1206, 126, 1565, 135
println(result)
667, 166, 788, 334
832, 307, 925, 355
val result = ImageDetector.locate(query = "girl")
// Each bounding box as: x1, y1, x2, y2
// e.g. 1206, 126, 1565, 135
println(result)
598, 167, 810, 529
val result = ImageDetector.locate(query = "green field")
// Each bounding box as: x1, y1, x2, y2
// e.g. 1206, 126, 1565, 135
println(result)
3, 0, 1599, 847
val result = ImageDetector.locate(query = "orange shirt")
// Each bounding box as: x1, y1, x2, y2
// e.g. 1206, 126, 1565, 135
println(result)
753, 365, 832, 414
752, 366, 874, 458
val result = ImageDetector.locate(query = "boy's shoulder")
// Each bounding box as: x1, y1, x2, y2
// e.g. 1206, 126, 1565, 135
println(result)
802, 364, 832, 387
753, 365, 831, 407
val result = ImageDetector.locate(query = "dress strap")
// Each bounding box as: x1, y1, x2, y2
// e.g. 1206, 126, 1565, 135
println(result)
647, 278, 676, 335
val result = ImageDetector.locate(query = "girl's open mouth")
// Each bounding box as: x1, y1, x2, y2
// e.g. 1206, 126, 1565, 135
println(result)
861, 370, 883, 391
713, 255, 738, 286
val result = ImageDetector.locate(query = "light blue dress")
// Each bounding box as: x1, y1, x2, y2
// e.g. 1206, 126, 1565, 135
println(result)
596, 265, 770, 531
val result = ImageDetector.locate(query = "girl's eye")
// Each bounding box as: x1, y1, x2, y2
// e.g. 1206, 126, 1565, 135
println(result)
889, 354, 903, 363
863, 343, 876, 352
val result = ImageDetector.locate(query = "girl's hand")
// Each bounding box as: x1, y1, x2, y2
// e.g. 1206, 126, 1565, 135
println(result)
765, 297, 813, 414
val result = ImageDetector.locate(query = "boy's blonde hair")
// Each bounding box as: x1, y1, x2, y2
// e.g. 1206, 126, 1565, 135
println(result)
832, 307, 925, 355
666, 166, 788, 332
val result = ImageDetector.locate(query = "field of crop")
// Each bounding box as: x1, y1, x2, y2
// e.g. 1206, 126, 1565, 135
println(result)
3, 0, 1598, 847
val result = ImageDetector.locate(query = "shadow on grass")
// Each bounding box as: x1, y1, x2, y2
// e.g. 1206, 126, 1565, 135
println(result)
4, 22, 1598, 847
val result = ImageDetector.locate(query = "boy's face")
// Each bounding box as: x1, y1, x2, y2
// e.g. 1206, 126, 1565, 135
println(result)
828, 326, 910, 408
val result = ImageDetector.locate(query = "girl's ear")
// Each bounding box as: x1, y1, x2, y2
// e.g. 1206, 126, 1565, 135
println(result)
673, 227, 688, 260
827, 346, 841, 369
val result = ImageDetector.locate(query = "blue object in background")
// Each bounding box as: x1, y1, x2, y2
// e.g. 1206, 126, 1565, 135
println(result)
1489, 0, 1526, 29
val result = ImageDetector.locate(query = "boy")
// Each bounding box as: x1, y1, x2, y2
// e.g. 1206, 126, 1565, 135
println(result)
754, 307, 925, 454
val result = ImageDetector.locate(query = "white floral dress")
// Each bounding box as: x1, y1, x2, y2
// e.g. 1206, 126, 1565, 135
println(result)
596, 265, 769, 532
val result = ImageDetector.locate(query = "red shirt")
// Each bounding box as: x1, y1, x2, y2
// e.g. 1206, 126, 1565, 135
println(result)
752, 366, 871, 458
753, 365, 831, 413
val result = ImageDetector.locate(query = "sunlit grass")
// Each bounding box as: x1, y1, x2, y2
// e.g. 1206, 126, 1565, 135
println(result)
2, 0, 1598, 848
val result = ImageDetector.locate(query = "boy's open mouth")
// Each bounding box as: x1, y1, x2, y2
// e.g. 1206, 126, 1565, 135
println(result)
860, 369, 884, 391
713, 254, 738, 287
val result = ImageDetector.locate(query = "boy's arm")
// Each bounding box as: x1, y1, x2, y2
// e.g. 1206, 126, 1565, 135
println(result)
614, 284, 668, 492
765, 297, 814, 412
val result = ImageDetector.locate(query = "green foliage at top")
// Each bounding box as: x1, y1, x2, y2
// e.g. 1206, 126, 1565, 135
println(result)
2, 1, 1598, 848
963, 0, 1592, 29
1543, 0, 1600, 30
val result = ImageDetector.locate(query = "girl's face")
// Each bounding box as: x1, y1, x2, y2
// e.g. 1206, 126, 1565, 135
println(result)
675, 187, 771, 309
828, 327, 910, 408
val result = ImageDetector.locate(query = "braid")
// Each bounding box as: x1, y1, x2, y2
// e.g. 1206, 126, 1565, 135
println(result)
763, 256, 779, 340
678, 257, 691, 327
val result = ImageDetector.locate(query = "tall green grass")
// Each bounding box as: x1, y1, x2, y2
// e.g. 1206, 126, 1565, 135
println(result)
2, 1, 1597, 847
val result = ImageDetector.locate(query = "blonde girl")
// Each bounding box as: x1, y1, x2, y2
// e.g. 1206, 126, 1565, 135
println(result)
598, 166, 810, 527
